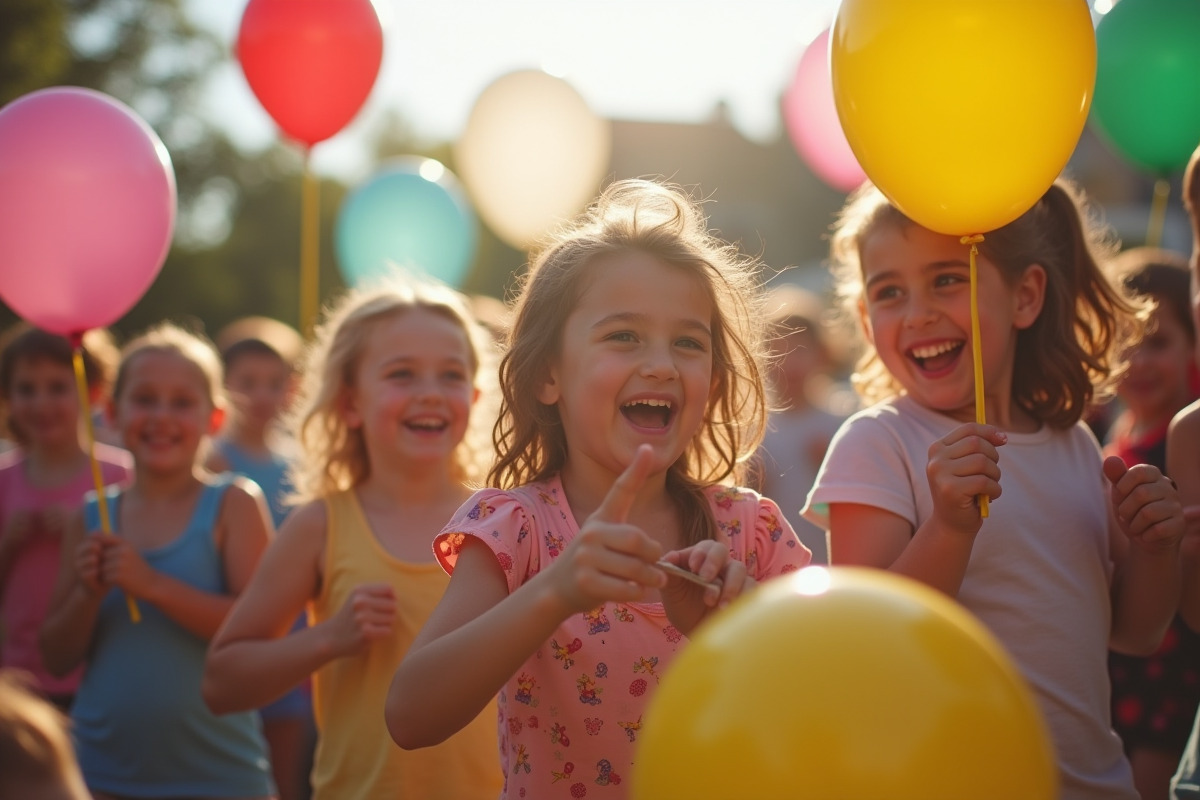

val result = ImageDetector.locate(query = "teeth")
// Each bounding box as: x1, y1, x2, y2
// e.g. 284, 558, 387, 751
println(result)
622, 399, 672, 409
910, 342, 960, 359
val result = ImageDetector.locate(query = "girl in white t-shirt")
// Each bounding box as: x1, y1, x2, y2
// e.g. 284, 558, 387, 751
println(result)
804, 178, 1186, 800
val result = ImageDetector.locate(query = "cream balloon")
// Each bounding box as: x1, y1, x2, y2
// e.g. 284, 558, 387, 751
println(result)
455, 70, 611, 251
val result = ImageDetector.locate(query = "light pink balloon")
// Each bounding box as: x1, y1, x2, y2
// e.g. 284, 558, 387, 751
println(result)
783, 29, 867, 193
0, 87, 176, 336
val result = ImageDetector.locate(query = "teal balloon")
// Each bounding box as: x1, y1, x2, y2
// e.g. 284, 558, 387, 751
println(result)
1091, 0, 1200, 174
335, 157, 476, 288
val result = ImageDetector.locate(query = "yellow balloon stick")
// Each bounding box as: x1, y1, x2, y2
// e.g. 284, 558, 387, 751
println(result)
72, 344, 140, 622
961, 235, 989, 519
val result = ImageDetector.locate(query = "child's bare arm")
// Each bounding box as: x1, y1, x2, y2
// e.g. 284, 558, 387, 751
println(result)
38, 512, 104, 676
1168, 402, 1200, 631
1107, 456, 1185, 654
204, 501, 337, 713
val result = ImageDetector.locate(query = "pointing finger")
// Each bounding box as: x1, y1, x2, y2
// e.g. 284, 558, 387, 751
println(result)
592, 445, 654, 525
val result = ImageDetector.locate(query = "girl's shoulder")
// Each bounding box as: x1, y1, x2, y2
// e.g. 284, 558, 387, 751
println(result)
92, 441, 134, 470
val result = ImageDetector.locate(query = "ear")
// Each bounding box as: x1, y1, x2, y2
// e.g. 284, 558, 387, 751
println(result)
208, 405, 227, 436
339, 388, 363, 430
471, 385, 481, 407
536, 365, 561, 406
1012, 263, 1047, 330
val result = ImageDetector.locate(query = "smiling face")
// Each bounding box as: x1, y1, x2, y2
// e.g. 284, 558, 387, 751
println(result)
538, 251, 715, 486
113, 350, 220, 475
5, 357, 81, 451
341, 307, 478, 473
1117, 296, 1196, 427
225, 350, 293, 433
858, 222, 1044, 427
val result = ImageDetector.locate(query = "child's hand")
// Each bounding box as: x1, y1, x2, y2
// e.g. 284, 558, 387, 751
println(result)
328, 583, 395, 657
550, 445, 666, 614
659, 540, 752, 634
926, 423, 1006, 538
74, 534, 107, 595
98, 536, 158, 597
1104, 456, 1185, 553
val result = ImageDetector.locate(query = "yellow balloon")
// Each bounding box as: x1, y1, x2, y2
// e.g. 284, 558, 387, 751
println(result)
632, 567, 1057, 800
455, 70, 612, 251
831, 0, 1095, 235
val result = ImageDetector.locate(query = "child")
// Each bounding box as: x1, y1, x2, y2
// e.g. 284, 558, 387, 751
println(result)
0, 325, 131, 711
1103, 247, 1200, 800
202, 278, 504, 800
208, 316, 314, 800
755, 284, 849, 564
803, 179, 1186, 800
38, 322, 274, 800
384, 179, 812, 800
0, 668, 90, 800
1168, 142, 1200, 800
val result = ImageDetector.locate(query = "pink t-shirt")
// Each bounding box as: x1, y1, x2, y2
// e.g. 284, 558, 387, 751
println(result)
0, 444, 132, 695
435, 476, 811, 800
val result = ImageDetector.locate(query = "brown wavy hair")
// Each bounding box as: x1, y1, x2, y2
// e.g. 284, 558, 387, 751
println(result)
490, 179, 770, 547
830, 178, 1144, 429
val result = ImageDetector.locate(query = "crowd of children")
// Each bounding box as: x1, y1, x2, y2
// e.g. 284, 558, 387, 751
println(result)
0, 158, 1198, 800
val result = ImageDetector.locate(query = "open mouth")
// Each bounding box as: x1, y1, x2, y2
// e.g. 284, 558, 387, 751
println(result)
405, 417, 449, 433
908, 341, 964, 374
620, 398, 673, 429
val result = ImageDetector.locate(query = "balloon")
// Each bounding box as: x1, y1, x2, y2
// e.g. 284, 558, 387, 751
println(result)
633, 567, 1057, 800
782, 28, 866, 193
1091, 0, 1200, 174
831, 0, 1095, 235
0, 87, 176, 336
335, 157, 477, 289
455, 70, 611, 251
237, 0, 383, 147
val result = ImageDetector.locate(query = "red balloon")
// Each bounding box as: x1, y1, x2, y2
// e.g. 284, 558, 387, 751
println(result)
236, 0, 383, 147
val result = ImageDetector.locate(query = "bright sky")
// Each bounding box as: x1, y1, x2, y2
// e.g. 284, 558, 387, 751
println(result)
189, 0, 842, 180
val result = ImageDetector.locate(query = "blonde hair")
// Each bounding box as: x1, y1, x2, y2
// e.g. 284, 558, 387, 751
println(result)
0, 670, 90, 799
112, 322, 224, 411
492, 178, 770, 546
286, 276, 497, 504
829, 179, 1143, 428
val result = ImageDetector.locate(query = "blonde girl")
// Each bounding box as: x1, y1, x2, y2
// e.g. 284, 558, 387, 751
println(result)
803, 179, 1186, 800
39, 322, 274, 799
203, 278, 504, 800
386, 179, 811, 800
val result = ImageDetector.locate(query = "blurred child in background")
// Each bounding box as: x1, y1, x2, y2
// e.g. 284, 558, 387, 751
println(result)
0, 325, 131, 711
208, 315, 313, 800
39, 322, 274, 800
1102, 247, 1200, 800
755, 284, 848, 563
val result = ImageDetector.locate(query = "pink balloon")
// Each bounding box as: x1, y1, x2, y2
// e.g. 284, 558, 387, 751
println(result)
783, 29, 867, 193
0, 87, 176, 336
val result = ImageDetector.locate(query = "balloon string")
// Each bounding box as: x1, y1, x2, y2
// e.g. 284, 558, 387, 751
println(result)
301, 149, 320, 336
960, 234, 989, 519
72, 345, 140, 623
1146, 178, 1171, 249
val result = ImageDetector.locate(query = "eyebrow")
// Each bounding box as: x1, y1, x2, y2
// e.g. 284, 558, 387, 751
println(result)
863, 260, 970, 291
591, 311, 712, 338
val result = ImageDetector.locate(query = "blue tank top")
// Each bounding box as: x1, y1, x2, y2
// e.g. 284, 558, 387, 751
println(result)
72, 476, 274, 798
215, 439, 293, 529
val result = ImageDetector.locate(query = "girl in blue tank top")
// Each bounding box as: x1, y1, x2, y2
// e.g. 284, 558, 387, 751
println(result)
39, 323, 275, 800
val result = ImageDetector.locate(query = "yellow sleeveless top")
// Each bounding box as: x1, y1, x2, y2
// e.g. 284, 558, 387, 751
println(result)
309, 489, 503, 800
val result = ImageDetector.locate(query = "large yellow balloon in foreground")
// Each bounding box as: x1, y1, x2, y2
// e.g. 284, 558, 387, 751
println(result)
633, 567, 1056, 800
831, 0, 1095, 235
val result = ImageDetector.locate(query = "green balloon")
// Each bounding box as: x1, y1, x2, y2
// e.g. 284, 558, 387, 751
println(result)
1091, 0, 1200, 174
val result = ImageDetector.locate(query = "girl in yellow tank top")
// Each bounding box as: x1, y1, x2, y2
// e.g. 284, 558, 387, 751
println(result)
202, 277, 503, 800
